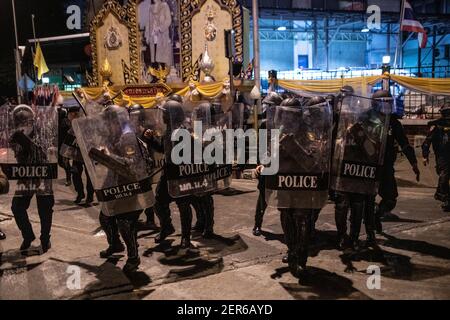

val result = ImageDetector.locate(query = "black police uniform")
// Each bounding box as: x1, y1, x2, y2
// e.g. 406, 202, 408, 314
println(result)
57, 107, 71, 185
422, 114, 450, 210
143, 130, 194, 247
375, 115, 417, 230
11, 132, 54, 251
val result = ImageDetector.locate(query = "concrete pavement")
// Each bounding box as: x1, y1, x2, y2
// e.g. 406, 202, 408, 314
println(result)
0, 154, 449, 300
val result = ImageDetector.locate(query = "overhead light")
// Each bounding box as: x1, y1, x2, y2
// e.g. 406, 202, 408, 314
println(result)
42, 77, 50, 84
382, 55, 391, 64
361, 27, 370, 33
277, 26, 287, 31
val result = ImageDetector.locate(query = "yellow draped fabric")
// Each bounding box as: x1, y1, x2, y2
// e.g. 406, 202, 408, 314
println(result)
278, 75, 450, 97
390, 75, 450, 96
278, 76, 383, 96
81, 81, 227, 108
80, 75, 450, 108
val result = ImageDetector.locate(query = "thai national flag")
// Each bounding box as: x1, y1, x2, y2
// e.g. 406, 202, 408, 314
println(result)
401, 1, 428, 48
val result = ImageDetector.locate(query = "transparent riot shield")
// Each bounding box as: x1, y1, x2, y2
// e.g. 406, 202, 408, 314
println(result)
205, 108, 233, 192
59, 127, 84, 161
130, 107, 167, 184
0, 105, 58, 196
265, 102, 333, 209
84, 100, 104, 116
72, 106, 155, 216
60, 109, 85, 162
330, 96, 392, 195
165, 101, 216, 198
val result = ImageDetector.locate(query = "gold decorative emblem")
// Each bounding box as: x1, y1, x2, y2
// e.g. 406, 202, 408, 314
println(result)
104, 25, 123, 50
100, 58, 113, 85
148, 64, 171, 84
204, 5, 217, 42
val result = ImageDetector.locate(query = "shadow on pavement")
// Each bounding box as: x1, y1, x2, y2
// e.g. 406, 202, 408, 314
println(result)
279, 267, 372, 300
381, 233, 450, 260
339, 244, 450, 282
215, 188, 256, 196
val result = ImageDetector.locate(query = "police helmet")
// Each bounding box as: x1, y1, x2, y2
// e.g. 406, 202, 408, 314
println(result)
13, 105, 35, 127
262, 92, 283, 106
168, 94, 184, 104
280, 97, 302, 108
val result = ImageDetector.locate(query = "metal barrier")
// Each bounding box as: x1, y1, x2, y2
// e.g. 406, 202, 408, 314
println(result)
261, 65, 450, 119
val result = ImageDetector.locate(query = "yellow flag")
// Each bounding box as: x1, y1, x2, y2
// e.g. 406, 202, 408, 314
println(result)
34, 43, 49, 80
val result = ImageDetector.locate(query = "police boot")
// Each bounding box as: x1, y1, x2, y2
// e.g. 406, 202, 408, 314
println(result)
99, 214, 125, 258
117, 218, 140, 273
74, 193, 85, 204
442, 201, 450, 212
296, 214, 310, 270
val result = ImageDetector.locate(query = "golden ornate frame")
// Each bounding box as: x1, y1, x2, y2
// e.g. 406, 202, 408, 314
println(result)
179, 0, 244, 82
89, 0, 141, 86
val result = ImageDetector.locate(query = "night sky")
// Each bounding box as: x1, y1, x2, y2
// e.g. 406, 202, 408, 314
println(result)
0, 0, 86, 98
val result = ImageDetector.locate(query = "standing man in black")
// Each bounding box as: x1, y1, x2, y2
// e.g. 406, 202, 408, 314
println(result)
61, 106, 95, 205
252, 92, 283, 236
374, 90, 420, 233
57, 106, 71, 186
422, 105, 450, 212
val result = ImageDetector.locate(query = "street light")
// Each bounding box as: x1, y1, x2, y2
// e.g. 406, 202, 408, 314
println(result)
382, 55, 391, 64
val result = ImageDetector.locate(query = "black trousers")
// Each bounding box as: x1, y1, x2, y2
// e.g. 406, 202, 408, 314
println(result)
254, 176, 267, 228
436, 156, 450, 202
144, 207, 155, 224
334, 192, 375, 242
279, 209, 317, 267
72, 161, 94, 199
58, 155, 71, 182
99, 211, 141, 259
12, 194, 54, 243
378, 165, 398, 215
191, 194, 215, 233
154, 175, 193, 240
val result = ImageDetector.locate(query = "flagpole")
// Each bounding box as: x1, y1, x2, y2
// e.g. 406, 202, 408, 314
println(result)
31, 14, 38, 83
394, 0, 406, 68
12, 0, 22, 104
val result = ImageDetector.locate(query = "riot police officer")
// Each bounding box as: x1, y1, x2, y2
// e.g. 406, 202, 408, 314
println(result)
253, 92, 283, 237
422, 105, 450, 212
145, 99, 194, 248
57, 106, 71, 186
374, 90, 420, 232
73, 104, 155, 273
61, 106, 95, 204
10, 105, 56, 252
266, 97, 333, 277
331, 91, 393, 250
128, 104, 159, 230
